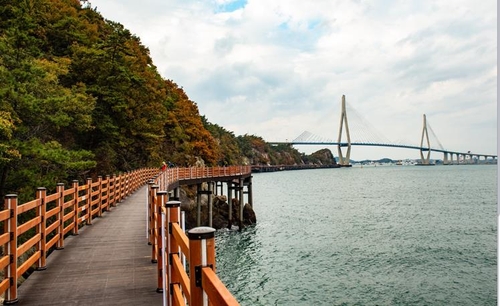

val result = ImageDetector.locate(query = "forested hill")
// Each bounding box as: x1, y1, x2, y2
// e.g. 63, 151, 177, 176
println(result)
0, 0, 335, 200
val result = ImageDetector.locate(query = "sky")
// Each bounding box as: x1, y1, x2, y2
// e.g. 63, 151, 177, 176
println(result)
88, 0, 497, 161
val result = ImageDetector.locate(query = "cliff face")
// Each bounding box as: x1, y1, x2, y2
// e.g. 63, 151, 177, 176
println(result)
308, 148, 337, 165
248, 146, 337, 166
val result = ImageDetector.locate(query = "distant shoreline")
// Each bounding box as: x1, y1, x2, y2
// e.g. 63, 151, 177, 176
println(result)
251, 164, 346, 173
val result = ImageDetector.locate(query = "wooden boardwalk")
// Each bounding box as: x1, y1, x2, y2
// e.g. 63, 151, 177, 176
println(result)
15, 186, 162, 306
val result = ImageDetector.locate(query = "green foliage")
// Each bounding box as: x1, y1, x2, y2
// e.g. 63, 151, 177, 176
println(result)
162, 81, 220, 166
8, 138, 95, 202
0, 0, 224, 198
0, 0, 337, 202
201, 116, 242, 166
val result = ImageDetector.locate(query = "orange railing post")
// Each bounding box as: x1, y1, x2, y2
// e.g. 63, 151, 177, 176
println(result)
165, 200, 181, 304
188, 227, 216, 306
4, 194, 18, 305
86, 178, 92, 225
147, 180, 155, 244
150, 184, 159, 263
110, 174, 116, 207
56, 183, 65, 250
155, 191, 168, 293
72, 180, 79, 235
103, 175, 110, 212
36, 187, 47, 271
148, 180, 153, 244
0, 166, 253, 304
97, 176, 103, 217
0, 167, 165, 303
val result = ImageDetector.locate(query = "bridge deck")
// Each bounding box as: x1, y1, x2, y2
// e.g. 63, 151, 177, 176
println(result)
16, 186, 162, 306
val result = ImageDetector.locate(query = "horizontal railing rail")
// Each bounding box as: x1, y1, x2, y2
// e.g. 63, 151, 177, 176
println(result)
160, 203, 239, 306
0, 164, 251, 305
153, 166, 252, 192
0, 167, 159, 304
148, 166, 251, 306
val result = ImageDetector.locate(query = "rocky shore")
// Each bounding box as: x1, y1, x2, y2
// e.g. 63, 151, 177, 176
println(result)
178, 186, 256, 230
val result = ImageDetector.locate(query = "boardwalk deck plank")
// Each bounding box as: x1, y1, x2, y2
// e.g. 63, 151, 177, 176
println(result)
16, 186, 162, 306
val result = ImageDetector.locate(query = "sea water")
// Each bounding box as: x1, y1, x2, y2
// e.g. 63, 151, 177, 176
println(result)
215, 165, 497, 305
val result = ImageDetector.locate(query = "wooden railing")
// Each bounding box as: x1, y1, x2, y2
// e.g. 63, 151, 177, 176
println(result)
159, 202, 239, 306
149, 166, 250, 306
0, 168, 158, 304
0, 165, 250, 305
155, 166, 252, 191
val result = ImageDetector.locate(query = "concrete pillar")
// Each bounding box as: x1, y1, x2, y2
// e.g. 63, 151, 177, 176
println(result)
227, 181, 233, 229
196, 183, 201, 227
208, 182, 213, 228
239, 178, 244, 231
247, 178, 253, 207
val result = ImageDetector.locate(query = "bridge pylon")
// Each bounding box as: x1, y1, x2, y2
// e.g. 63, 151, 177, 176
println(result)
337, 95, 351, 166
420, 114, 431, 165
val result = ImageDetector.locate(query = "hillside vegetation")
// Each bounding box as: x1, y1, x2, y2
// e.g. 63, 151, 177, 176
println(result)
0, 0, 335, 201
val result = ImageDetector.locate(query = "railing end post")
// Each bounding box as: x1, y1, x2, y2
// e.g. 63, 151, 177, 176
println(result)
187, 226, 216, 240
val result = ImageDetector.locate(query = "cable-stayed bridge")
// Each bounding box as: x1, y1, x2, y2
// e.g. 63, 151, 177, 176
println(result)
270, 95, 497, 166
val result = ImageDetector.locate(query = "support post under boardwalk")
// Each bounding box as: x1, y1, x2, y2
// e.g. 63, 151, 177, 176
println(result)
196, 183, 202, 227
173, 187, 180, 200
239, 178, 244, 231
246, 178, 253, 207
208, 182, 213, 228
227, 181, 233, 229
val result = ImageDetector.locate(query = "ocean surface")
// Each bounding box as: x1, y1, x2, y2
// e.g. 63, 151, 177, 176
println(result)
215, 165, 497, 305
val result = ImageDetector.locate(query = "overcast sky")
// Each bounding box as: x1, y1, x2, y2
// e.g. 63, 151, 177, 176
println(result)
89, 0, 497, 161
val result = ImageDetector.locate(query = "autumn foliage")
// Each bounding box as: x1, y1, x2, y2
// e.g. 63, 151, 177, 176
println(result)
0, 0, 334, 201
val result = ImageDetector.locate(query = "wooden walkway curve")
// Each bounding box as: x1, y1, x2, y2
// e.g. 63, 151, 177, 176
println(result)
15, 186, 162, 306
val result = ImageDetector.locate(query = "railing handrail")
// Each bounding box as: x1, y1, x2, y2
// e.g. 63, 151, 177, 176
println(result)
160, 204, 240, 306
0, 167, 159, 304
153, 166, 252, 192
149, 166, 250, 306
0, 165, 249, 304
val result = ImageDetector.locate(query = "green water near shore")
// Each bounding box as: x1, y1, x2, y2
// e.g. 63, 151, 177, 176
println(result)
215, 165, 497, 305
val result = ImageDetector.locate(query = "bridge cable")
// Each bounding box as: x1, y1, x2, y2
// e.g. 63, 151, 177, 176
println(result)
426, 119, 445, 150
345, 102, 392, 145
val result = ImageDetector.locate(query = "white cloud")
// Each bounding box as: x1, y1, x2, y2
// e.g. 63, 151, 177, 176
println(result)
89, 0, 497, 160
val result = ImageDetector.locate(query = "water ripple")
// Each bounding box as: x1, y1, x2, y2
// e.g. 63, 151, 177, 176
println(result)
216, 166, 497, 305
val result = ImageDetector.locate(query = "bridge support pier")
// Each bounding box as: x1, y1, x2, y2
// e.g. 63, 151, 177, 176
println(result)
419, 114, 431, 165
337, 95, 352, 166
443, 152, 449, 165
